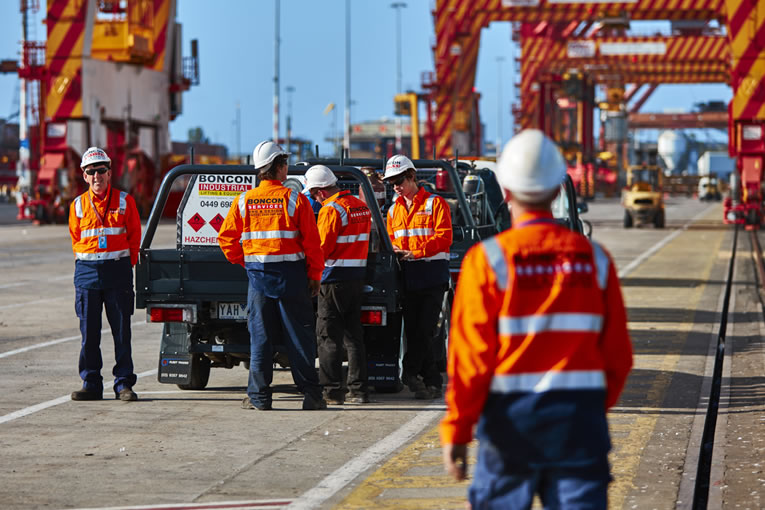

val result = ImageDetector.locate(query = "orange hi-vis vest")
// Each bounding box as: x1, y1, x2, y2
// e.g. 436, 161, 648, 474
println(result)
217, 179, 323, 282
317, 190, 371, 283
441, 210, 632, 466
69, 186, 140, 265
386, 186, 452, 290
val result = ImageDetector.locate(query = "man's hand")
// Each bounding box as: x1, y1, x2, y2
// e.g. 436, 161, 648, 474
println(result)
308, 279, 321, 297
443, 443, 468, 481
394, 248, 414, 261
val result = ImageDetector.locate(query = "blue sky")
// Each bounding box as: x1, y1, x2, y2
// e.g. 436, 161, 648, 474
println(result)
0, 1, 731, 157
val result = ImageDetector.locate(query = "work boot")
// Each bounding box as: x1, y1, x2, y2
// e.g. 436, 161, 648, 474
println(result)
117, 388, 138, 401
241, 396, 271, 410
403, 375, 431, 400
302, 394, 328, 410
427, 386, 442, 399
323, 389, 346, 405
346, 393, 370, 404
71, 388, 103, 401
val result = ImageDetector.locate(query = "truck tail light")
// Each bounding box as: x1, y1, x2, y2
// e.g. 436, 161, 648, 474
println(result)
360, 306, 386, 326
148, 305, 196, 323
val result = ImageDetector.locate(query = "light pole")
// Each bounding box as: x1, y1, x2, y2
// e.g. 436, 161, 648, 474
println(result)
391, 2, 407, 152
496, 56, 505, 156
343, 0, 351, 155
273, 0, 280, 143
286, 85, 295, 160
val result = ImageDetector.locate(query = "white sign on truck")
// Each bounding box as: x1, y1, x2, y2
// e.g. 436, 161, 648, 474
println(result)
179, 174, 256, 247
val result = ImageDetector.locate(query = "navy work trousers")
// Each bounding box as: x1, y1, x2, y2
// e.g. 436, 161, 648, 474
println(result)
468, 441, 610, 509
246, 285, 322, 408
316, 279, 367, 399
402, 283, 447, 389
75, 286, 137, 396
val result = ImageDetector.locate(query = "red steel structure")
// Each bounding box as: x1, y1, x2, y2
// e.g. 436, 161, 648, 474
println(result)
15, 0, 196, 222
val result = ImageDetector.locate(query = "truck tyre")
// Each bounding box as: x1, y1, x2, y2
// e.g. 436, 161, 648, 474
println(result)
177, 354, 211, 390
623, 210, 633, 228
435, 289, 454, 372
654, 210, 665, 229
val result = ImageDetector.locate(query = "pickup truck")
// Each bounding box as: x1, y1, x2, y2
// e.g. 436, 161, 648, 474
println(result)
135, 159, 586, 391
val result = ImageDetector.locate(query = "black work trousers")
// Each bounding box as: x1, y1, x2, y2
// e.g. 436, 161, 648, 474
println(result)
316, 280, 368, 398
402, 283, 447, 389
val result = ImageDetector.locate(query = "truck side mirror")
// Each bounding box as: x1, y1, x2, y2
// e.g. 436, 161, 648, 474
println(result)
577, 202, 589, 214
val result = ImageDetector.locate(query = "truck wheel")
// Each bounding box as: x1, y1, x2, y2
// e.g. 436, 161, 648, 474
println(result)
623, 211, 633, 228
177, 354, 211, 390
654, 210, 665, 229
435, 289, 453, 372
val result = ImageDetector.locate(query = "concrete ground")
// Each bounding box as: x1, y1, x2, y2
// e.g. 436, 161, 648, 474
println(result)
0, 196, 763, 509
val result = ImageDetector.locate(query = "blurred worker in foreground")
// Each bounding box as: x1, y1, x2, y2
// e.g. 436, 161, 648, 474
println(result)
69, 147, 141, 402
441, 130, 633, 508
384, 154, 453, 399
218, 141, 326, 411
305, 165, 372, 405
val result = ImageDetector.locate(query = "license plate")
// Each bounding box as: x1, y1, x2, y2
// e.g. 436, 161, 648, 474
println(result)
217, 302, 248, 320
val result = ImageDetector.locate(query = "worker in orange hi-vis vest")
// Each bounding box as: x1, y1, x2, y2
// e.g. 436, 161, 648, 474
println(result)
68, 147, 142, 402
218, 141, 326, 411
304, 165, 372, 405
383, 154, 453, 400
441, 130, 633, 509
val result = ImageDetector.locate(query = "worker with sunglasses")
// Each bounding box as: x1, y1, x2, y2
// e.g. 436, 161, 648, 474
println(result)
383, 155, 452, 400
68, 147, 142, 402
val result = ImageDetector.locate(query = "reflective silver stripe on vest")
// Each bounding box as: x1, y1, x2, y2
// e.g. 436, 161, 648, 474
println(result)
388, 204, 396, 219
424, 195, 435, 214
336, 233, 369, 243
482, 237, 508, 291
74, 196, 84, 218
80, 227, 126, 239
75, 249, 130, 261
489, 370, 606, 394
244, 252, 305, 263
324, 258, 367, 267
328, 201, 348, 226
119, 191, 127, 214
393, 228, 433, 238
591, 241, 609, 290
241, 230, 299, 240
238, 193, 246, 218
419, 252, 450, 261
499, 313, 603, 335
287, 190, 298, 217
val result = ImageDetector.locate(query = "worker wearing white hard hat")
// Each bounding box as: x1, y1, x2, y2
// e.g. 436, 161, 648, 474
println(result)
441, 130, 633, 508
304, 165, 372, 405
69, 146, 142, 402
218, 141, 326, 411
383, 154, 452, 400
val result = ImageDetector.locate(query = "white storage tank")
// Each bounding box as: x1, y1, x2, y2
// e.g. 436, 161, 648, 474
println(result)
658, 130, 689, 174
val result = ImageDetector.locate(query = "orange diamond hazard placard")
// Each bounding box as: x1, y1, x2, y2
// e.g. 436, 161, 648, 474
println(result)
187, 213, 206, 232
209, 213, 225, 232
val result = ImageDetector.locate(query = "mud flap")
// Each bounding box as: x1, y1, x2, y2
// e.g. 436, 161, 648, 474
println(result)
158, 322, 193, 385
365, 311, 403, 391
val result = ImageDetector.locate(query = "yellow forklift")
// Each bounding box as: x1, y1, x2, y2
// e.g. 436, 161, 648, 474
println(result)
623, 165, 665, 228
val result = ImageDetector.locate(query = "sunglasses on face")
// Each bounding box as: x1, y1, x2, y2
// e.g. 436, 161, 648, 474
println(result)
84, 166, 109, 176
387, 175, 407, 186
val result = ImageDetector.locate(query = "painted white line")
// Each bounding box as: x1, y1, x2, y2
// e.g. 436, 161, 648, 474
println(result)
67, 499, 293, 510
0, 320, 147, 359
0, 295, 67, 310
0, 281, 26, 289
0, 368, 157, 425
618, 204, 716, 279
285, 405, 444, 510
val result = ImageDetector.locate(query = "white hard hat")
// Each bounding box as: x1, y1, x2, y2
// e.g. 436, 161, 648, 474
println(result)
496, 129, 566, 201
383, 154, 415, 180
304, 165, 338, 190
252, 140, 290, 170
80, 147, 111, 169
